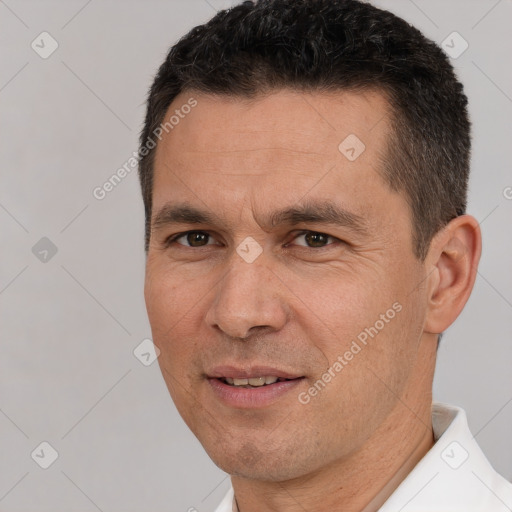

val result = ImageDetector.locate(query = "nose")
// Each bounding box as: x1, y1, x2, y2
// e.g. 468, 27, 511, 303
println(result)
204, 253, 289, 340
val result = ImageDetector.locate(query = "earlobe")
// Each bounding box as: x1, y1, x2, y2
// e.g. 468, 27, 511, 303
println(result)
424, 215, 482, 334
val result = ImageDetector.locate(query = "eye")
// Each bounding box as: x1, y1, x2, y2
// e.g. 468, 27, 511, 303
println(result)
164, 230, 341, 250
166, 231, 217, 247
291, 231, 339, 248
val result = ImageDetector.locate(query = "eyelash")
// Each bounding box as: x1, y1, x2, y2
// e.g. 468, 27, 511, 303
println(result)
164, 230, 342, 249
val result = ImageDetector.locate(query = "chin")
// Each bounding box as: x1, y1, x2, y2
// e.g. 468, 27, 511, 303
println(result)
205, 440, 318, 482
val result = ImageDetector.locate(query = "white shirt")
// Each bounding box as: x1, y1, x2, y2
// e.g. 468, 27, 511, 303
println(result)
214, 402, 512, 511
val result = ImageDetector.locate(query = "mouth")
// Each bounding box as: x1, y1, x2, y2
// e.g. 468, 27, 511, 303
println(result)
206, 367, 306, 408
218, 376, 299, 388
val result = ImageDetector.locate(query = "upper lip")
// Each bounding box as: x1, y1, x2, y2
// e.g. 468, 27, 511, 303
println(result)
207, 365, 304, 380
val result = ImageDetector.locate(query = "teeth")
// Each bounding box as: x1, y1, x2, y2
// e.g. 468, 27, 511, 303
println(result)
248, 377, 265, 386
226, 376, 281, 387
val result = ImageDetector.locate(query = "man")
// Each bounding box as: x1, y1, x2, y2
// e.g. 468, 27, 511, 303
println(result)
138, 0, 512, 510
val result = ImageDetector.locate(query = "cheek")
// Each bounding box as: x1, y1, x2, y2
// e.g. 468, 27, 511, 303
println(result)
301, 300, 422, 453
145, 259, 199, 327
145, 268, 205, 428
144, 264, 200, 368
304, 265, 423, 394
294, 270, 390, 350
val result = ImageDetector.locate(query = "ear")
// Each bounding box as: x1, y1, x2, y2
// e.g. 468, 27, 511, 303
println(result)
424, 215, 482, 334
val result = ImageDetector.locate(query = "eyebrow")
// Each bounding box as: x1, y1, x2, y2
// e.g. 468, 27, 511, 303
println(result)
151, 200, 368, 235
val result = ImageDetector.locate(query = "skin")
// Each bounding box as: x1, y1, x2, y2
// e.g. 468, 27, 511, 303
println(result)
144, 89, 481, 512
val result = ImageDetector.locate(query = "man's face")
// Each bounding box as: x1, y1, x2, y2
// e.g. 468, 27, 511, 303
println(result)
145, 89, 430, 480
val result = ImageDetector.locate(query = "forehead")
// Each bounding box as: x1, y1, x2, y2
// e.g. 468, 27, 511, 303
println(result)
151, 88, 402, 230
155, 88, 391, 161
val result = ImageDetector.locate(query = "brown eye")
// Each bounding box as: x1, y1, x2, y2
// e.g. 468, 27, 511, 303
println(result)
169, 231, 214, 247
186, 232, 209, 246
294, 231, 335, 248
305, 232, 329, 247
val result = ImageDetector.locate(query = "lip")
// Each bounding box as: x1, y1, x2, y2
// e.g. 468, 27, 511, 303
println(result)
206, 365, 306, 409
208, 376, 305, 409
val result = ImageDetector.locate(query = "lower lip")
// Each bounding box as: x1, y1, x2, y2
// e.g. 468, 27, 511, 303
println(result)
208, 377, 305, 408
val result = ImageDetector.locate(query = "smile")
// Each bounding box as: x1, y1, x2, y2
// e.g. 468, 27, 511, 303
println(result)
221, 376, 294, 387
208, 376, 305, 408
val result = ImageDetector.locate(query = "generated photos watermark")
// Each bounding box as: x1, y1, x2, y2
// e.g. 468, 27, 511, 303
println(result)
92, 97, 198, 200
298, 301, 403, 404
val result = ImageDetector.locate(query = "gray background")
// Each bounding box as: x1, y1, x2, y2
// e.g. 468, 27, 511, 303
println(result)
1, 0, 511, 510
